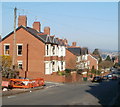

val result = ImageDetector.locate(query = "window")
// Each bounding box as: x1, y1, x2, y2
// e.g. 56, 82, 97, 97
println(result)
45, 61, 53, 74
4, 44, 10, 55
46, 45, 49, 55
61, 61, 63, 70
45, 44, 51, 56
17, 44, 22, 56
52, 45, 55, 55
18, 61, 23, 69
52, 61, 55, 71
88, 61, 90, 65
77, 57, 80, 62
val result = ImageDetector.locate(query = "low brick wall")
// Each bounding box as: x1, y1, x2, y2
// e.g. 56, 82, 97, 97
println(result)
42, 72, 83, 83
19, 71, 83, 83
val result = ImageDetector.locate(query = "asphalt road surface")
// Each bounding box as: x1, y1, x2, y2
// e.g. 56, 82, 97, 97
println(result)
2, 79, 120, 106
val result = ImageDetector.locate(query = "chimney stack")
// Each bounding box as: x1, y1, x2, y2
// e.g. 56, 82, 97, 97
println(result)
33, 22, 41, 32
72, 42, 76, 46
18, 15, 27, 27
63, 39, 68, 46
44, 27, 50, 35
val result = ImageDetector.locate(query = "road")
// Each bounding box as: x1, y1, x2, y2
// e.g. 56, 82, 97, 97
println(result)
2, 79, 120, 106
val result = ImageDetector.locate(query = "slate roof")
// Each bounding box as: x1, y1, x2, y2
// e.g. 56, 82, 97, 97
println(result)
67, 48, 81, 56
67, 47, 89, 56
81, 48, 88, 55
2, 26, 46, 43
2, 25, 61, 45
91, 54, 100, 60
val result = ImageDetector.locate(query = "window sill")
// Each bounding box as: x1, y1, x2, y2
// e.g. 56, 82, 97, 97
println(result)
17, 55, 22, 56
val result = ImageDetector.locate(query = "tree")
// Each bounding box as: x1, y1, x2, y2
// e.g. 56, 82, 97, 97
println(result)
99, 61, 114, 69
92, 49, 102, 64
90, 66, 101, 76
93, 49, 100, 56
105, 55, 111, 61
0, 55, 12, 71
98, 56, 102, 63
0, 55, 19, 79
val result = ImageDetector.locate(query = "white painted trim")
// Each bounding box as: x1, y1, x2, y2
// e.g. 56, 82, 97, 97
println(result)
88, 54, 98, 62
16, 44, 23, 45
17, 60, 23, 63
4, 43, 10, 45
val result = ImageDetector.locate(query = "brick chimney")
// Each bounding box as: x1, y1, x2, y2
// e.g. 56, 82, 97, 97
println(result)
18, 15, 27, 27
72, 42, 76, 46
44, 27, 50, 35
64, 39, 68, 46
33, 22, 41, 32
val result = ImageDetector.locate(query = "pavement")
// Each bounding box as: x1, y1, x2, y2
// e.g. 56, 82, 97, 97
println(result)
2, 80, 91, 97
2, 81, 120, 107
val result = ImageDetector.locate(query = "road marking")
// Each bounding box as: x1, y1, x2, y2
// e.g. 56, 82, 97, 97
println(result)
8, 96, 16, 98
45, 84, 64, 89
45, 81, 64, 85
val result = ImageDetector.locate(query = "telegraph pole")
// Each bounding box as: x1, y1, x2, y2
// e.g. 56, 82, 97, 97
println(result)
12, 7, 17, 69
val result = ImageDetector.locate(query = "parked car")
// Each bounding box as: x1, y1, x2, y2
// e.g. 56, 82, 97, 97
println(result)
112, 76, 117, 80
92, 76, 102, 82
107, 74, 113, 79
102, 75, 108, 80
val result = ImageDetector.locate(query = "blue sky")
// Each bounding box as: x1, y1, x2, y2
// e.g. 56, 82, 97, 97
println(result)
1, 2, 118, 51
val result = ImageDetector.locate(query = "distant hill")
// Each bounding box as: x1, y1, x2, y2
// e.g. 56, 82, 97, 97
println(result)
89, 48, 118, 53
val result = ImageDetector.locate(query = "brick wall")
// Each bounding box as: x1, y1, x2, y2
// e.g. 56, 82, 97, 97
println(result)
1, 27, 45, 79
66, 50, 77, 69
88, 54, 98, 70
39, 71, 83, 83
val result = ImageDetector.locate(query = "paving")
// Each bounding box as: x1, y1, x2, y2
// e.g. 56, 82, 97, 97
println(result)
2, 79, 120, 106
2, 80, 90, 97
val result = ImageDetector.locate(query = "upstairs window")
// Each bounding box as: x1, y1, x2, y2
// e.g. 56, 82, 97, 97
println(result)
52, 46, 55, 55
46, 45, 49, 56
4, 44, 10, 55
17, 44, 22, 56
45, 44, 51, 56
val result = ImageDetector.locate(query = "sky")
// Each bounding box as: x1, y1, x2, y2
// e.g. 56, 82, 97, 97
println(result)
0, 2, 118, 51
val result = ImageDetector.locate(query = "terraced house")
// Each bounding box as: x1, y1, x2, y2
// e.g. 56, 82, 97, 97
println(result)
1, 15, 98, 82
1, 15, 66, 79
66, 43, 98, 70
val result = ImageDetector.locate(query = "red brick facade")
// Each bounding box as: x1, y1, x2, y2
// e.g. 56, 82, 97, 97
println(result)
1, 15, 66, 81
1, 15, 98, 82
1, 28, 45, 78
65, 49, 76, 69
87, 54, 98, 70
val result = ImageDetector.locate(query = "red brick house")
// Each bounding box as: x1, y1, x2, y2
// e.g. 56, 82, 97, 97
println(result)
66, 42, 98, 70
1, 15, 66, 79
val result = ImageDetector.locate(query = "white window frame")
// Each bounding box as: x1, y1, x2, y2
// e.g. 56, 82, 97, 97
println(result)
17, 60, 23, 69
52, 45, 56, 56
88, 61, 90, 65
4, 44, 10, 55
76, 56, 80, 62
17, 44, 23, 56
45, 44, 49, 56
45, 61, 52, 74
